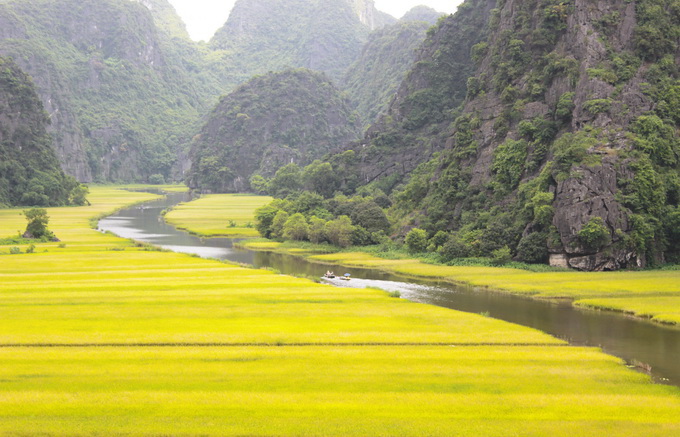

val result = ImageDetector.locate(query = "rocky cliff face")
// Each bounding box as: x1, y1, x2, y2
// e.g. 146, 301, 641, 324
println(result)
384, 0, 680, 270
188, 69, 362, 192
0, 56, 78, 206
349, 0, 495, 188
0, 0, 209, 183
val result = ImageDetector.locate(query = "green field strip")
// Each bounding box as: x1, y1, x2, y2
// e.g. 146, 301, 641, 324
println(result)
2, 187, 680, 435
164, 193, 272, 237
0, 342, 569, 348
0, 346, 678, 436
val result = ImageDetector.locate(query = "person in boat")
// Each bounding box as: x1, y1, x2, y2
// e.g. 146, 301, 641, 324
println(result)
325, 271, 335, 278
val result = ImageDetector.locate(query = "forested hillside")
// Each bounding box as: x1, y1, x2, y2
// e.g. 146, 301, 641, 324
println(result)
250, 0, 679, 271
0, 56, 82, 207
343, 20, 434, 128
357, 0, 679, 270
208, 0, 394, 88
0, 0, 214, 183
188, 69, 362, 192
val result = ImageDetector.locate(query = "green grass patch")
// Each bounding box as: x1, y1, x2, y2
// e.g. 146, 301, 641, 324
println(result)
164, 194, 272, 238
0, 346, 679, 435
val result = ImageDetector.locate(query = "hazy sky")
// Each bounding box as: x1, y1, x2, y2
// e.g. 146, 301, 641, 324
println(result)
167, 0, 463, 42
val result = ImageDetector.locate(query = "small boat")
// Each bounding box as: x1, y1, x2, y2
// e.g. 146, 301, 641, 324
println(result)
323, 271, 336, 279
339, 273, 351, 281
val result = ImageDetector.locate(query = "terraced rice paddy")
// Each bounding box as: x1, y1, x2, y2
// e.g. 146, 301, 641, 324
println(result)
0, 187, 679, 435
164, 193, 272, 237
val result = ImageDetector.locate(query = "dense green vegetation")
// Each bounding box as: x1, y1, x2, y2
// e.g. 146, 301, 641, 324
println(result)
342, 20, 432, 127
281, 0, 679, 271
188, 69, 361, 192
0, 0, 218, 182
391, 0, 678, 268
208, 0, 389, 86
0, 56, 86, 207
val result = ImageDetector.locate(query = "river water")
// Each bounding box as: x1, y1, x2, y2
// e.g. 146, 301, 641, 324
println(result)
98, 191, 680, 387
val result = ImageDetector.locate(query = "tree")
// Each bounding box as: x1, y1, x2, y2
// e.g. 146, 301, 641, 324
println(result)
405, 228, 428, 253
269, 163, 302, 198
350, 201, 391, 234
308, 216, 328, 244
70, 184, 90, 206
283, 213, 309, 241
270, 210, 290, 239
249, 174, 269, 194
23, 208, 54, 240
302, 160, 340, 198
577, 217, 611, 251
254, 204, 280, 238
325, 215, 354, 247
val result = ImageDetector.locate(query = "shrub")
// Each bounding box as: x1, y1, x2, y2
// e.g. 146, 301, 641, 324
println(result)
555, 92, 575, 121
583, 99, 612, 115
516, 232, 549, 263
26, 244, 36, 254
577, 217, 611, 251
24, 208, 54, 240
282, 213, 309, 241
270, 211, 290, 240
325, 216, 354, 248
491, 246, 512, 265
148, 174, 165, 185
308, 216, 328, 244
405, 228, 428, 254
9, 247, 21, 255
254, 204, 280, 238
439, 234, 471, 261
491, 139, 528, 188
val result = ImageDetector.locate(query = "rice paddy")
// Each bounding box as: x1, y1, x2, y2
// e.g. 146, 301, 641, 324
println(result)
1, 187, 679, 435
164, 193, 272, 237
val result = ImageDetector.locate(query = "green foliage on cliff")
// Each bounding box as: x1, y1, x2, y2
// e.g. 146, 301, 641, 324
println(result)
343, 21, 431, 128
0, 56, 84, 207
0, 0, 214, 182
371, 0, 679, 268
188, 69, 361, 193
208, 0, 383, 88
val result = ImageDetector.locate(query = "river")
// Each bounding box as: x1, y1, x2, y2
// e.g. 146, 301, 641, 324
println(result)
98, 191, 680, 387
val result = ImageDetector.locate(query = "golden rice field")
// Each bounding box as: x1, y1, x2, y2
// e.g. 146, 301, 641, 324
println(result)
0, 187, 679, 435
164, 193, 272, 237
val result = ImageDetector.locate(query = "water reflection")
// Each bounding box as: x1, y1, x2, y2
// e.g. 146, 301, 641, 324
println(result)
99, 192, 680, 387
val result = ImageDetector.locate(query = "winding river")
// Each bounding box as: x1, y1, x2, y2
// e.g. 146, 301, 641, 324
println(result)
99, 191, 680, 387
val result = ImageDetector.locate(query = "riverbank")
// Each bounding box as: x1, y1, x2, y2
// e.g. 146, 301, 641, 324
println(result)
163, 193, 680, 326
2, 187, 679, 435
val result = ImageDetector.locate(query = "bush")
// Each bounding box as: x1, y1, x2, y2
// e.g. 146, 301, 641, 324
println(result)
555, 92, 575, 121
405, 228, 428, 254
270, 211, 290, 240
26, 244, 36, 254
24, 208, 54, 240
490, 246, 512, 266
282, 213, 309, 241
325, 216, 354, 248
148, 174, 165, 185
254, 204, 280, 238
516, 232, 549, 263
583, 99, 612, 115
9, 247, 21, 255
577, 217, 611, 251
439, 234, 471, 261
307, 216, 327, 244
